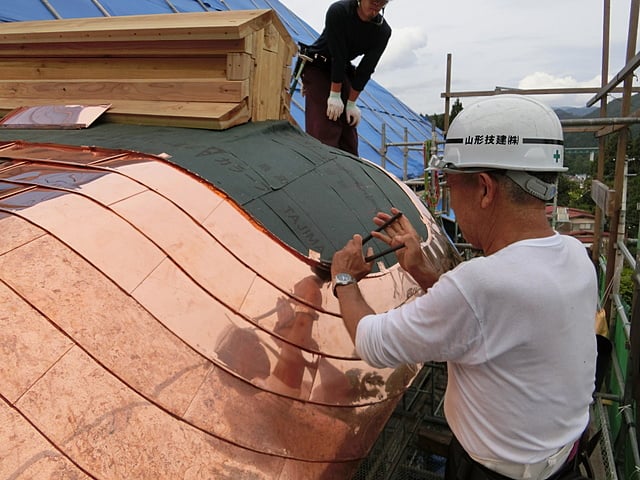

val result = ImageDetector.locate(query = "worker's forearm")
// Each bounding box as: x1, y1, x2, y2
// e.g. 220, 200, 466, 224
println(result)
335, 283, 374, 344
408, 263, 439, 292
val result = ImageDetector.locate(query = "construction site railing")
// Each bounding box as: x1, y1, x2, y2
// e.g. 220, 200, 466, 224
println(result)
597, 238, 640, 479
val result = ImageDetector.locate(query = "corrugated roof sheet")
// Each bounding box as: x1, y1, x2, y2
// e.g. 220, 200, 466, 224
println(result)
0, 0, 442, 180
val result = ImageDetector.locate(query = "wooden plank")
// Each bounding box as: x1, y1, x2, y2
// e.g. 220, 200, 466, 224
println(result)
262, 22, 281, 54
0, 98, 237, 118
591, 180, 615, 216
0, 79, 249, 103
0, 11, 274, 44
0, 57, 228, 80
0, 98, 250, 130
252, 32, 291, 121
0, 39, 251, 58
279, 35, 296, 119
227, 53, 252, 81
256, 52, 281, 119
103, 101, 251, 130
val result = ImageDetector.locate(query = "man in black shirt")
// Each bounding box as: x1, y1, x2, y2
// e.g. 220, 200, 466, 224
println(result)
302, 0, 392, 156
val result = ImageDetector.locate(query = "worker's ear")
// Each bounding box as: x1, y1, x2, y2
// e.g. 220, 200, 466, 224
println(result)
477, 172, 497, 208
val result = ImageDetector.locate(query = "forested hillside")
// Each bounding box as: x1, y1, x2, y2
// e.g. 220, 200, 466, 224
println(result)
556, 93, 640, 239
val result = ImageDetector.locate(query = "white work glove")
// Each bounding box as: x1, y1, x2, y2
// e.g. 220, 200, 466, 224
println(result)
346, 100, 361, 127
326, 91, 344, 121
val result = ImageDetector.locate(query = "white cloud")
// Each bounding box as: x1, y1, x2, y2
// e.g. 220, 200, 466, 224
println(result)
517, 72, 603, 109
378, 27, 429, 70
519, 73, 602, 90
281, 0, 635, 114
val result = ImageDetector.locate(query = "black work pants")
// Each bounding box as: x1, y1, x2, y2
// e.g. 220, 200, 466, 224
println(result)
301, 63, 359, 156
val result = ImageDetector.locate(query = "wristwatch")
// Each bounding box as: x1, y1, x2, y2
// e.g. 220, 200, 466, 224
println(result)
332, 272, 356, 298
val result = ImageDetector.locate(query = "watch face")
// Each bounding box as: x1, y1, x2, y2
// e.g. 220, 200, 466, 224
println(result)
336, 273, 354, 283
332, 273, 356, 298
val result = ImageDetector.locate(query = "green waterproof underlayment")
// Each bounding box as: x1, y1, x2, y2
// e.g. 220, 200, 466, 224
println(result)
0, 120, 428, 267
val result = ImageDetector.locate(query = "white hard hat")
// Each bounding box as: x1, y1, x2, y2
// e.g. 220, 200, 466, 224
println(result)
433, 94, 566, 173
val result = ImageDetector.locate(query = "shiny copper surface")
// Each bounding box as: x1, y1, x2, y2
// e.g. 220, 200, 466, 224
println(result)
0, 141, 461, 479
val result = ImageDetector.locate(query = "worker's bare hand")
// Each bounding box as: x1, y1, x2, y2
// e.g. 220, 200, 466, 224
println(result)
371, 208, 438, 288
331, 234, 373, 281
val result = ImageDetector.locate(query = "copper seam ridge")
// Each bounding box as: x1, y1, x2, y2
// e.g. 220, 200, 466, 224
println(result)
0, 145, 335, 314
0, 180, 350, 361
0, 279, 78, 405
0, 201, 361, 380
0, 152, 130, 165
0, 389, 97, 479
0, 160, 28, 173
0, 184, 36, 201
0, 140, 134, 160
0, 141, 18, 151
0, 147, 410, 414
5, 151, 337, 316
0, 272, 382, 463
0, 207, 377, 413
0, 204, 364, 398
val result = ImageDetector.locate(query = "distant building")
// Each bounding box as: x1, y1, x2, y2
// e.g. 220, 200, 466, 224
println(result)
546, 205, 597, 248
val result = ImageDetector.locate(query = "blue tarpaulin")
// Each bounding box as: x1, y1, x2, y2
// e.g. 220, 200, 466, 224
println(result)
0, 0, 442, 180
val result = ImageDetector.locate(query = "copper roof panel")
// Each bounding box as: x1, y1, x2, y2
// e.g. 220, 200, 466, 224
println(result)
107, 158, 225, 222
201, 199, 329, 303
185, 367, 400, 461
1, 161, 148, 205
16, 347, 286, 479
0, 281, 73, 403
0, 402, 90, 479
238, 275, 343, 357
0, 128, 461, 478
0, 233, 211, 414
111, 189, 257, 312
0, 188, 166, 293
0, 141, 127, 165
0, 211, 44, 253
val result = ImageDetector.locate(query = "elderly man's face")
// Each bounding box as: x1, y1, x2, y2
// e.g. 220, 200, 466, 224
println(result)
445, 172, 482, 246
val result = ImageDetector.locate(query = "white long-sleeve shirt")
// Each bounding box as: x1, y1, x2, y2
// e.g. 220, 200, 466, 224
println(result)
356, 233, 598, 465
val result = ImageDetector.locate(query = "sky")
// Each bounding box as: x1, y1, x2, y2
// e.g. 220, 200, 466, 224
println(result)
279, 0, 636, 115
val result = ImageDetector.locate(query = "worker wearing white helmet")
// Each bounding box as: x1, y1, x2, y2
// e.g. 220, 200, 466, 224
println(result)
331, 95, 598, 479
432, 94, 567, 202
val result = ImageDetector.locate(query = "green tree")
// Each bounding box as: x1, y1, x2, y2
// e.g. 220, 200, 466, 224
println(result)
450, 98, 463, 124
557, 175, 594, 212
423, 99, 463, 132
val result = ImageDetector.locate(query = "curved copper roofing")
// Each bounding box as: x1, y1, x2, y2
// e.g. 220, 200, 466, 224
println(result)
0, 122, 460, 478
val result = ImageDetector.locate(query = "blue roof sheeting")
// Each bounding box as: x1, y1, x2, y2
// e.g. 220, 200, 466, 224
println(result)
0, 0, 441, 180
